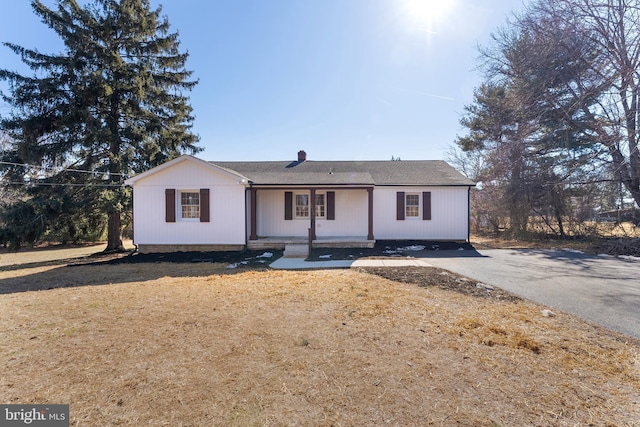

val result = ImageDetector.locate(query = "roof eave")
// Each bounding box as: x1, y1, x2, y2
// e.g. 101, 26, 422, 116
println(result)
125, 155, 251, 186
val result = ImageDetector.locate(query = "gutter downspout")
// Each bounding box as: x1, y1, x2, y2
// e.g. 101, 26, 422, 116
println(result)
467, 185, 472, 243
250, 184, 257, 241
244, 185, 249, 248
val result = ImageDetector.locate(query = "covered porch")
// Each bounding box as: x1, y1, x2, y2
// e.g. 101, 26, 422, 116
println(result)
247, 186, 375, 249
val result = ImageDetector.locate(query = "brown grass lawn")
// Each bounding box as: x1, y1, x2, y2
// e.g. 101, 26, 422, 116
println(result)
0, 259, 639, 426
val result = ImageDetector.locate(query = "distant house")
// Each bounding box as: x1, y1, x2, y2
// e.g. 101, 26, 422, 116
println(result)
124, 151, 475, 253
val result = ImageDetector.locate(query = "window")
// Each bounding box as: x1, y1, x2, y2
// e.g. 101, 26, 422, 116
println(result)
406, 193, 420, 218
166, 189, 209, 223
315, 193, 325, 218
295, 194, 309, 218
181, 191, 200, 219
286, 192, 329, 220
397, 191, 431, 221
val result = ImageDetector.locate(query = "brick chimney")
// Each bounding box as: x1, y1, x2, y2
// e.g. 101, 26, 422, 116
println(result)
297, 150, 307, 162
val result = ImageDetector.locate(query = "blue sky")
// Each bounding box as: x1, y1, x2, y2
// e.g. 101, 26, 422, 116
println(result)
0, 0, 521, 162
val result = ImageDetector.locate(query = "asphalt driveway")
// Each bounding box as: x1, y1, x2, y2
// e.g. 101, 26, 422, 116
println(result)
422, 249, 640, 340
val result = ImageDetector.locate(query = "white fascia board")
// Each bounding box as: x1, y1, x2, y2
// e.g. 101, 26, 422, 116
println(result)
124, 154, 250, 186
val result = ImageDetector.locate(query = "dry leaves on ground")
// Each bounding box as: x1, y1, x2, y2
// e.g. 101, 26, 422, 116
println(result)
1, 262, 639, 426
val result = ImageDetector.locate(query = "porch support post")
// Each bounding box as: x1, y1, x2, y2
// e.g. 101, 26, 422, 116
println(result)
367, 187, 374, 240
250, 187, 258, 240
310, 188, 317, 240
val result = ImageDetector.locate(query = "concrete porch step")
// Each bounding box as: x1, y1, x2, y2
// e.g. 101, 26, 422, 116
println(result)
283, 243, 309, 258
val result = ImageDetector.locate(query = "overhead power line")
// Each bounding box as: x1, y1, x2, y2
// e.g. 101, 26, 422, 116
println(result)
4, 181, 124, 188
0, 161, 128, 176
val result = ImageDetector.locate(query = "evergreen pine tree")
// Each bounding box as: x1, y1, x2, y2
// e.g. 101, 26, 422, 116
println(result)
0, 0, 200, 251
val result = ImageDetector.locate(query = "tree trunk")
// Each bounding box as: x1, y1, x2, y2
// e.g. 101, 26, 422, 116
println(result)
630, 187, 640, 212
105, 211, 125, 252
555, 207, 565, 237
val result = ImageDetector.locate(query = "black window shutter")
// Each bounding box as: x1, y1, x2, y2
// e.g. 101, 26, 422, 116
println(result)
396, 191, 405, 220
284, 191, 293, 220
165, 189, 176, 222
423, 191, 431, 220
327, 191, 335, 220
200, 189, 210, 222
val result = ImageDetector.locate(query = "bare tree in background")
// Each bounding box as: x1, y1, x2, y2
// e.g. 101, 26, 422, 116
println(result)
526, 0, 640, 208
456, 0, 640, 236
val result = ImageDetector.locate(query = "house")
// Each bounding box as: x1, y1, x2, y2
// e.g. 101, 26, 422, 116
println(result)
124, 151, 475, 253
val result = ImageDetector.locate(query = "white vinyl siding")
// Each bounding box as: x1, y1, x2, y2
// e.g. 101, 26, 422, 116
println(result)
255, 189, 368, 237
375, 187, 469, 240
130, 158, 246, 245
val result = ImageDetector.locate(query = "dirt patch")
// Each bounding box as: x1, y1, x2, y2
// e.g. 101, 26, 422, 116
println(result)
471, 232, 640, 258
357, 266, 521, 301
97, 249, 283, 269
0, 250, 282, 294
1, 263, 639, 426
308, 240, 475, 261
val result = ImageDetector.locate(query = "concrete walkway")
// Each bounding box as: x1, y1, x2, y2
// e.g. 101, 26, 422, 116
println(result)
270, 257, 432, 269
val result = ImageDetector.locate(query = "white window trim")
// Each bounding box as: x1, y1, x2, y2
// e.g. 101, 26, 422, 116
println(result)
179, 190, 200, 221
315, 192, 326, 219
405, 193, 420, 219
293, 192, 327, 219
294, 193, 309, 219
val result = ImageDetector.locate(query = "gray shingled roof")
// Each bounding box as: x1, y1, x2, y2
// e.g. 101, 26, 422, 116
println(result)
211, 160, 474, 186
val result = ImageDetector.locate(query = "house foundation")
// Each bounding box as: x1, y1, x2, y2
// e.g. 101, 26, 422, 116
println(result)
137, 244, 245, 253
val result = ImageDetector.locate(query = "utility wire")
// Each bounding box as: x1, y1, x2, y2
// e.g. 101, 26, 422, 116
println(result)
3, 181, 124, 188
0, 161, 128, 176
